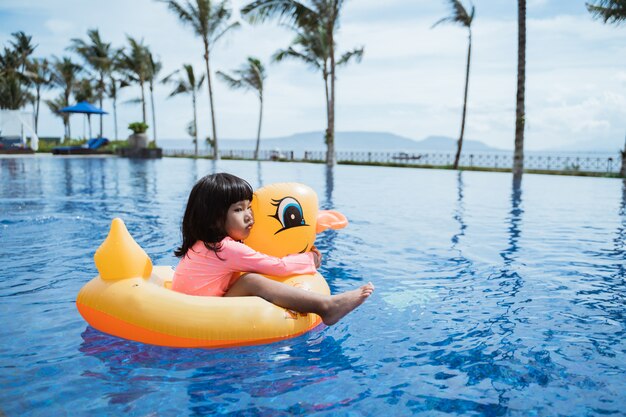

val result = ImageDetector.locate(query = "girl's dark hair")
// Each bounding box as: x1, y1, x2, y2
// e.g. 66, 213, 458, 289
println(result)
175, 173, 253, 258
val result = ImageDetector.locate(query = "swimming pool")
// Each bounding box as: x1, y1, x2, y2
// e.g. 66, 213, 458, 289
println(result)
1, 155, 624, 416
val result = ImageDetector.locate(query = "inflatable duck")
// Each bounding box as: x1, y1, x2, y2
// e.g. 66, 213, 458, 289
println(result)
76, 183, 347, 348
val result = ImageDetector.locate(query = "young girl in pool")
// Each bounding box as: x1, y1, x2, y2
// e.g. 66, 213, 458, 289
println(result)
172, 172, 374, 325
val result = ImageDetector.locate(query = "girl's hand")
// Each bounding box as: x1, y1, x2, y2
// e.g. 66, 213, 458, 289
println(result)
311, 246, 322, 269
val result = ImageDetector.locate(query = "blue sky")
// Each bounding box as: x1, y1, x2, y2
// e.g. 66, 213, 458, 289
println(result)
1, 0, 625, 151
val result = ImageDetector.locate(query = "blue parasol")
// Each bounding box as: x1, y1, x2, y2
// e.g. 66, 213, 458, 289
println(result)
60, 101, 108, 115
60, 101, 108, 139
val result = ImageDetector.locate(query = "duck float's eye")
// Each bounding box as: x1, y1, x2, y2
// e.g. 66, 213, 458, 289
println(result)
271, 197, 307, 234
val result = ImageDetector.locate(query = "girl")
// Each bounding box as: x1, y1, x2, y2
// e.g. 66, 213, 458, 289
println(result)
172, 173, 374, 326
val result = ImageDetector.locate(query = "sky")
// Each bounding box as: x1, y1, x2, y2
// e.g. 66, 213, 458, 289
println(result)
1, 0, 625, 151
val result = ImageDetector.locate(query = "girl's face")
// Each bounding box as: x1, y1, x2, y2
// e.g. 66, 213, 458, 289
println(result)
225, 199, 254, 241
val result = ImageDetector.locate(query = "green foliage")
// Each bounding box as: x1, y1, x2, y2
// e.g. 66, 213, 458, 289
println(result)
160, 0, 240, 46
0, 32, 37, 109
117, 36, 150, 85
587, 0, 626, 24
128, 121, 149, 133
69, 29, 116, 103
217, 56, 266, 96
433, 0, 475, 29
162, 64, 205, 97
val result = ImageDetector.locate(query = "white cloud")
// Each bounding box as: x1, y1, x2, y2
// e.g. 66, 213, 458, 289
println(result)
43, 19, 74, 36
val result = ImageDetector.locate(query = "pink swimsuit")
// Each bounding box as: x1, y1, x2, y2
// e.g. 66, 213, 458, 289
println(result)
172, 237, 317, 296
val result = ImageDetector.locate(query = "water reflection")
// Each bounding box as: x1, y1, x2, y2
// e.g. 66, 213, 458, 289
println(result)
436, 173, 564, 410
501, 174, 523, 265
617, 179, 626, 254
255, 160, 263, 189
323, 164, 334, 210
62, 158, 75, 196
79, 327, 361, 413
450, 171, 467, 249
316, 165, 350, 291
1, 157, 42, 199
1, 157, 25, 181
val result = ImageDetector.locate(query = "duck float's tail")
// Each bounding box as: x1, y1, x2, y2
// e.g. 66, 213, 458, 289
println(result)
94, 218, 153, 280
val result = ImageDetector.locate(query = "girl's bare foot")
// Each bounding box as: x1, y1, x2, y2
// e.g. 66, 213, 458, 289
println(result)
321, 282, 375, 326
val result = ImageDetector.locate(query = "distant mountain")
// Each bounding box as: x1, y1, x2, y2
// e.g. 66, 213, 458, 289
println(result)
545, 136, 624, 153
161, 131, 621, 155
202, 131, 505, 153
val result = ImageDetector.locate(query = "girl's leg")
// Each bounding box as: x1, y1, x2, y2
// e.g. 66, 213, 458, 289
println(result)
224, 273, 374, 326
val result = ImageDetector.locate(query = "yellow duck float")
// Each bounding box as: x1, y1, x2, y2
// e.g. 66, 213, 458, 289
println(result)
76, 182, 348, 348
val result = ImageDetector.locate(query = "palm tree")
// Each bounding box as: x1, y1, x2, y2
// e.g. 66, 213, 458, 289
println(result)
272, 23, 362, 161
117, 36, 150, 124
69, 29, 115, 137
74, 78, 96, 138
513, 0, 526, 178
50, 56, 82, 140
0, 47, 30, 110
433, 0, 475, 170
242, 0, 361, 166
9, 31, 36, 74
587, 0, 626, 177
106, 74, 126, 140
146, 50, 163, 145
26, 58, 53, 133
217, 57, 267, 160
158, 0, 240, 160
162, 64, 206, 156
46, 94, 71, 139
1, 32, 36, 110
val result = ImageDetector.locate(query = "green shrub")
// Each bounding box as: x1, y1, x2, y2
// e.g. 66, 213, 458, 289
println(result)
128, 122, 149, 134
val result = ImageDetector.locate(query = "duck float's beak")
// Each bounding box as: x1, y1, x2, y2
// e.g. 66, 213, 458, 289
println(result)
316, 210, 348, 234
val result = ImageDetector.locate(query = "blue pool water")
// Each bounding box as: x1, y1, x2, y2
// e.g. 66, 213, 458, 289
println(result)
1, 155, 624, 416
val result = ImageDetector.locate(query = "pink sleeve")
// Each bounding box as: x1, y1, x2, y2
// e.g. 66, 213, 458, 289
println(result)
222, 239, 317, 276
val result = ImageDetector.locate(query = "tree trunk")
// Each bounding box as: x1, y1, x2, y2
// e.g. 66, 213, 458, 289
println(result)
99, 73, 104, 137
204, 42, 219, 160
150, 82, 157, 146
326, 14, 336, 167
140, 80, 147, 124
192, 92, 198, 157
513, 0, 526, 176
35, 86, 40, 134
454, 29, 472, 170
113, 95, 118, 141
323, 68, 330, 152
255, 95, 263, 160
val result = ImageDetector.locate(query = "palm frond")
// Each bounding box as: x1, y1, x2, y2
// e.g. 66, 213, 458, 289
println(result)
168, 81, 191, 97
336, 47, 364, 67
124, 97, 143, 105
216, 71, 244, 89
272, 46, 321, 70
161, 0, 196, 26
161, 68, 180, 84
586, 0, 626, 24
433, 0, 474, 29
196, 73, 206, 89
210, 21, 241, 45
241, 0, 317, 28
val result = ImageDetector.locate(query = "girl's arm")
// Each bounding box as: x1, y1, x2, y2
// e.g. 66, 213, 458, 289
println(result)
223, 239, 317, 276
